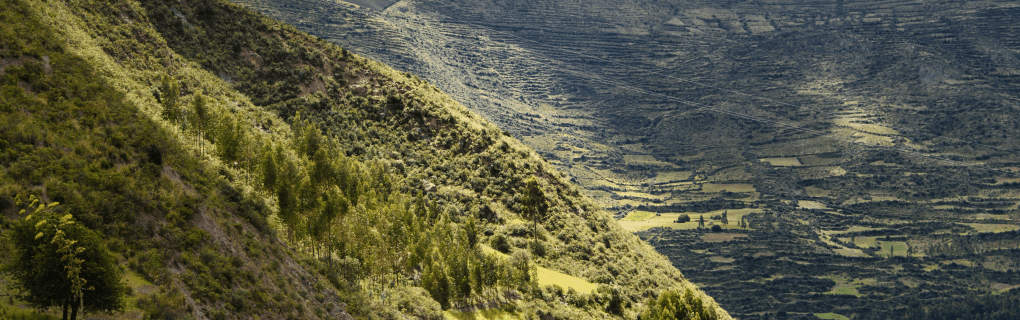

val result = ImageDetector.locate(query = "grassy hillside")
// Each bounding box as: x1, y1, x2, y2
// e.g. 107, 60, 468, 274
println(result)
0, 0, 729, 318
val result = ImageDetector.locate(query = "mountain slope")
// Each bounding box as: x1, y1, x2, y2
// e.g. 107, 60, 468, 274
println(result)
223, 0, 1020, 318
0, 0, 730, 318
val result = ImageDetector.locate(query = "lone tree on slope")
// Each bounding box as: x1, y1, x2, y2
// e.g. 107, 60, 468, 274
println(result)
521, 178, 549, 251
2, 196, 126, 320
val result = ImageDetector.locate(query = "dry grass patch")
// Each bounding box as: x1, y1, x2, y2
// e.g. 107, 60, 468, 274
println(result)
798, 200, 828, 209
876, 241, 909, 257
814, 312, 850, 320
535, 267, 600, 294
832, 247, 869, 257
823, 276, 875, 297
623, 154, 675, 167
700, 183, 755, 193
805, 186, 831, 197
655, 171, 692, 182
972, 213, 1013, 220
833, 119, 899, 135
617, 191, 668, 201
961, 223, 1020, 233
761, 157, 802, 166
622, 210, 657, 221
990, 283, 1020, 292
941, 259, 974, 267
709, 256, 735, 263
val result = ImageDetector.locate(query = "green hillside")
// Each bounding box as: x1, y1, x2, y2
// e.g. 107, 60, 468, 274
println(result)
0, 0, 728, 318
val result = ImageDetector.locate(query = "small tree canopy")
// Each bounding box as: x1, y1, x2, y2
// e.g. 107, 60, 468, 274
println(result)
521, 178, 548, 224
3, 197, 126, 319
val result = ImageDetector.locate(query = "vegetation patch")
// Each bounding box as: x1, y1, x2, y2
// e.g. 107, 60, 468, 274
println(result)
798, 200, 828, 210
623, 210, 657, 221
989, 283, 1020, 292
655, 171, 692, 183
700, 183, 756, 193
535, 266, 599, 294
960, 223, 1020, 233
814, 312, 850, 320
619, 209, 759, 232
709, 256, 735, 263
701, 233, 748, 242
831, 247, 869, 258
941, 259, 973, 268
804, 186, 831, 197
760, 157, 802, 166
877, 241, 909, 257
622, 154, 675, 167
823, 276, 874, 297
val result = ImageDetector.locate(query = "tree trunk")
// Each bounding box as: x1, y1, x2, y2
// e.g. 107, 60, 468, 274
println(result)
62, 297, 69, 320
533, 219, 538, 252
69, 301, 79, 320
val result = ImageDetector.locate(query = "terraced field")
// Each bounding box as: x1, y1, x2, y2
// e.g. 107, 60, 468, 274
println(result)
230, 0, 1020, 318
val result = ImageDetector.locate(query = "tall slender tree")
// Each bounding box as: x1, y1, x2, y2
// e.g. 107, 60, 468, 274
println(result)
521, 178, 548, 252
192, 92, 209, 156
159, 75, 181, 128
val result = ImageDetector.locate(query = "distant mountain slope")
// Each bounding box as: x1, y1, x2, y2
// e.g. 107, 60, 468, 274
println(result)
225, 0, 1020, 318
0, 0, 730, 318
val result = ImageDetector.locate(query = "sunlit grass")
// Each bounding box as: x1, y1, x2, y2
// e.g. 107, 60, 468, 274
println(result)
814, 312, 850, 320
478, 244, 598, 294
760, 157, 802, 166
622, 210, 657, 221
618, 208, 761, 232
961, 223, 1020, 233
822, 275, 874, 297
798, 200, 828, 209
876, 241, 909, 258
654, 171, 692, 183
536, 266, 600, 294
699, 183, 755, 193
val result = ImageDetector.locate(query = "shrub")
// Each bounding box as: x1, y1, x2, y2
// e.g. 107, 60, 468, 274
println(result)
491, 234, 511, 253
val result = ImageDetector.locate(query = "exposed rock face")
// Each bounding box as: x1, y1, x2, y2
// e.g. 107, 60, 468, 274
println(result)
233, 0, 1020, 318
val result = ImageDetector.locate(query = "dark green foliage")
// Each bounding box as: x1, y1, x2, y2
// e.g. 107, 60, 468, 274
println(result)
136, 288, 189, 320
217, 116, 243, 164
130, 249, 169, 285
159, 75, 182, 124
260, 144, 279, 192
3, 198, 126, 318
465, 215, 478, 247
491, 234, 511, 253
